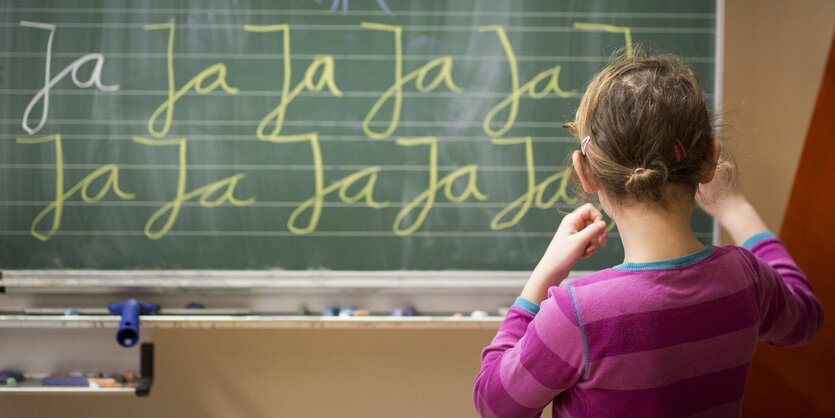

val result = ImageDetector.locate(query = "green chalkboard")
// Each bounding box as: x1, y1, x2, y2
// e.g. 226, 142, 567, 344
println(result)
0, 0, 717, 270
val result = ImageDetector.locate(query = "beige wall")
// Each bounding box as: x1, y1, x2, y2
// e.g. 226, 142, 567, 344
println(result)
1, 329, 498, 418
723, 0, 834, 237
2, 2, 833, 417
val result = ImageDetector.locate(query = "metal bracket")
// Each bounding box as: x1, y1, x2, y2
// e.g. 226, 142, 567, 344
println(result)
135, 342, 153, 397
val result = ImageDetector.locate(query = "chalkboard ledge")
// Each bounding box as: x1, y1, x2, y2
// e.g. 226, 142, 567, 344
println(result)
1, 270, 533, 294
1, 270, 602, 315
0, 384, 135, 395
0, 315, 503, 330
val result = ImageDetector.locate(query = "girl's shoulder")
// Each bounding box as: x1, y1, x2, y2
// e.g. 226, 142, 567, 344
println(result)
558, 245, 761, 308
566, 244, 744, 283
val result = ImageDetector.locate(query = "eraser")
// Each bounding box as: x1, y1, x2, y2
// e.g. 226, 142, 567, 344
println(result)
470, 310, 489, 318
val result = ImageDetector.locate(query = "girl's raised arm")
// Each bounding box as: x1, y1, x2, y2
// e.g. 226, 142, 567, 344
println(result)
698, 161, 823, 345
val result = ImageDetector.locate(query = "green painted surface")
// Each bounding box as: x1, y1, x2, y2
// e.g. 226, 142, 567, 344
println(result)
0, 1, 716, 270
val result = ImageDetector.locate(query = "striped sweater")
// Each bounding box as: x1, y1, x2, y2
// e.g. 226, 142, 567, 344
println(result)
473, 234, 823, 417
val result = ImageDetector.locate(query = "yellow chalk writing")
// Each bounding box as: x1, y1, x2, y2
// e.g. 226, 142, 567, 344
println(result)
361, 22, 463, 140
490, 137, 576, 230
17, 134, 135, 241
479, 25, 578, 138
533, 168, 576, 209
246, 24, 388, 235
244, 24, 342, 143
289, 165, 389, 234
393, 137, 487, 236
573, 22, 634, 58
133, 136, 254, 239
145, 22, 239, 138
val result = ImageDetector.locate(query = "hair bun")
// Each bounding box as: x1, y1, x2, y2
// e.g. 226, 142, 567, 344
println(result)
624, 161, 669, 201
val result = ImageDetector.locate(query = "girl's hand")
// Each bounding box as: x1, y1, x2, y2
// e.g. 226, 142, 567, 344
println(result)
696, 160, 770, 246
696, 159, 746, 221
521, 203, 609, 304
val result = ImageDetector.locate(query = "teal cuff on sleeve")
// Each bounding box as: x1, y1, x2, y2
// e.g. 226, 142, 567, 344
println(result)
742, 231, 776, 249
513, 296, 540, 315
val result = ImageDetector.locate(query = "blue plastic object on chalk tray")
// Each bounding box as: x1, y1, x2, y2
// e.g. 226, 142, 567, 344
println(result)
107, 299, 159, 348
41, 375, 89, 387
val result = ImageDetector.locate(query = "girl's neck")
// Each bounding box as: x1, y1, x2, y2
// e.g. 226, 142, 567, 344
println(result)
611, 198, 705, 264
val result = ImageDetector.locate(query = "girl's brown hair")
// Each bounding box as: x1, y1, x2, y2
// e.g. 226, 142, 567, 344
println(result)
565, 52, 716, 205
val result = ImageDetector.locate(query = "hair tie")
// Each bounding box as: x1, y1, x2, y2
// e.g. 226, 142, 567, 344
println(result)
581, 136, 591, 155
634, 167, 645, 174
674, 139, 687, 162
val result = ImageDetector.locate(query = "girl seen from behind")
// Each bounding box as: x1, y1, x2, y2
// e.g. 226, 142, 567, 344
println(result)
473, 54, 823, 418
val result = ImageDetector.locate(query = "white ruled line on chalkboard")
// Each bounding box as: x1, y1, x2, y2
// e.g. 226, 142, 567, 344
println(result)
0, 22, 715, 34
0, 134, 576, 143
0, 201, 579, 209
0, 230, 713, 239
0, 230, 568, 238
0, 230, 563, 238
0, 163, 565, 172
0, 89, 713, 101
0, 89, 581, 99
0, 119, 568, 128
8, 8, 716, 19
0, 52, 717, 63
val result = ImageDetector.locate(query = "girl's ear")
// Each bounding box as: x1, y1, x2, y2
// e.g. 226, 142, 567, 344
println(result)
699, 139, 722, 184
572, 150, 600, 192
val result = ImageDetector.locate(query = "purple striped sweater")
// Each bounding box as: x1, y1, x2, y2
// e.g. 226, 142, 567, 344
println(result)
474, 235, 823, 417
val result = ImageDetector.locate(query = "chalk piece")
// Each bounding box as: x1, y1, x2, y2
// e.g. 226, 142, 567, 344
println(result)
402, 305, 417, 316
352, 309, 370, 316
323, 306, 340, 316
470, 310, 489, 318
88, 378, 121, 388
63, 308, 80, 316
296, 306, 311, 316
120, 372, 138, 383
391, 309, 403, 316
338, 307, 355, 317
6, 377, 16, 387
184, 302, 205, 309
452, 312, 464, 318
497, 306, 509, 316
